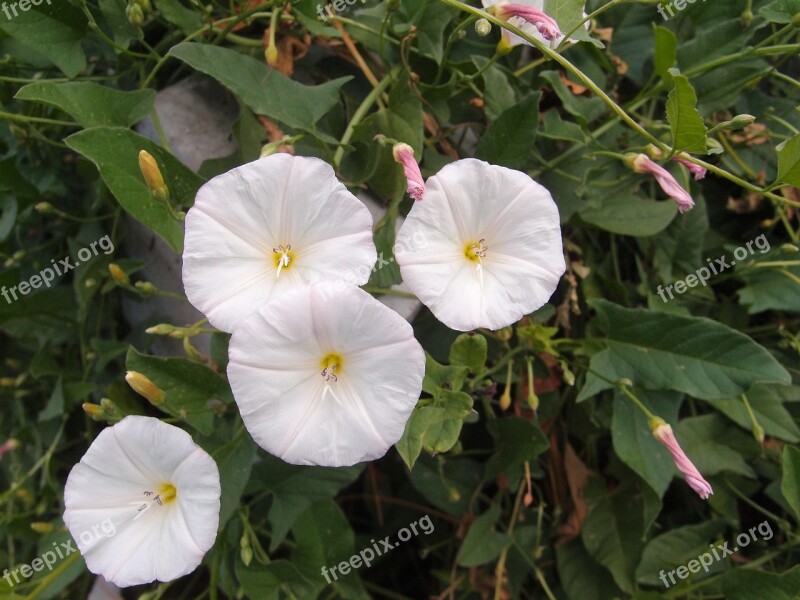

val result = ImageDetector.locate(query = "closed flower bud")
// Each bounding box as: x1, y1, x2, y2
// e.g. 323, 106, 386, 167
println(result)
35, 202, 55, 214
134, 281, 157, 296
392, 143, 425, 201
145, 323, 176, 335
125, 371, 165, 405
0, 438, 19, 460
266, 44, 279, 68
108, 263, 130, 286
138, 150, 169, 202
100, 398, 124, 422
126, 2, 144, 26
651, 418, 713, 499
30, 522, 53, 534
82, 402, 106, 421
475, 18, 492, 36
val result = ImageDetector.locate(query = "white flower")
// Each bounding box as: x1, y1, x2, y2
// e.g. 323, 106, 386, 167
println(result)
227, 282, 425, 467
394, 159, 565, 332
481, 0, 588, 47
63, 416, 221, 587
182, 154, 377, 333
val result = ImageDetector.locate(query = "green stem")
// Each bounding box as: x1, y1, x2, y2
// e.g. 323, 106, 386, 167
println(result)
333, 66, 399, 168
0, 111, 75, 127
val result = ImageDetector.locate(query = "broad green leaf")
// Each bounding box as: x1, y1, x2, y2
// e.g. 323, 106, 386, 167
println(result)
458, 504, 511, 567
65, 127, 204, 253
485, 417, 549, 481
759, 0, 800, 23
475, 58, 517, 122
653, 25, 677, 82
580, 300, 791, 401
612, 389, 680, 498
0, 2, 87, 78
543, 0, 603, 47
168, 43, 351, 143
156, 0, 203, 34
674, 414, 756, 478
205, 433, 257, 526
581, 483, 645, 593
579, 193, 677, 237
422, 353, 468, 394
125, 347, 232, 435
775, 133, 800, 187
449, 333, 487, 371
475, 93, 540, 168
720, 565, 800, 600
705, 385, 800, 443
292, 501, 368, 599
402, 0, 458, 62
16, 82, 155, 128
666, 69, 707, 154
556, 539, 622, 600
651, 195, 709, 282
395, 389, 473, 469
252, 455, 363, 551
635, 520, 729, 586
235, 559, 317, 600
737, 265, 800, 313
97, 0, 142, 47
540, 71, 605, 124
781, 445, 800, 522
0, 197, 17, 243
540, 110, 588, 144
409, 455, 482, 517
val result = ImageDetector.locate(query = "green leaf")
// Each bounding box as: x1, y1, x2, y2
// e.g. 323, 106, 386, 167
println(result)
666, 69, 708, 154
635, 520, 729, 586
253, 455, 363, 551
168, 43, 351, 144
235, 559, 317, 600
395, 389, 473, 469
485, 417, 549, 481
737, 264, 800, 314
720, 565, 800, 600
207, 433, 257, 526
0, 1, 87, 78
65, 127, 204, 253
580, 300, 791, 401
581, 483, 645, 593
775, 133, 800, 187
155, 0, 204, 34
653, 25, 677, 82
543, 0, 603, 47
705, 385, 800, 443
16, 82, 155, 128
612, 389, 680, 498
449, 333, 487, 371
125, 346, 232, 435
422, 353, 468, 395
579, 193, 677, 237
674, 414, 756, 478
540, 71, 605, 124
457, 504, 511, 567
759, 0, 800, 23
97, 0, 142, 47
476, 58, 517, 122
781, 445, 800, 522
557, 539, 622, 600
540, 110, 588, 144
475, 93, 540, 168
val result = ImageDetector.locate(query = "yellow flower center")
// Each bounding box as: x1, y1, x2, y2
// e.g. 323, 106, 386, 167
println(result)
464, 239, 488, 263
320, 353, 343, 381
272, 244, 295, 276
159, 483, 177, 505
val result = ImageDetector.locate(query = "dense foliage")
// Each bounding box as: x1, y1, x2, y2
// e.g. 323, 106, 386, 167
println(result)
1, 0, 799, 597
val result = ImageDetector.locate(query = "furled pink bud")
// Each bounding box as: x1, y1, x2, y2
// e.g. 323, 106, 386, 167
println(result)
672, 154, 707, 181
652, 420, 713, 500
630, 153, 695, 214
392, 143, 425, 201
492, 2, 561, 41
0, 438, 19, 461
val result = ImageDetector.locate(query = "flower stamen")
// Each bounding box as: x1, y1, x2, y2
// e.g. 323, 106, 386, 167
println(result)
272, 244, 293, 278
465, 239, 488, 290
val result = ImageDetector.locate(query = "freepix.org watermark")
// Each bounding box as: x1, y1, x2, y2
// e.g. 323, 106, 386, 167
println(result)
3, 519, 116, 588
320, 515, 434, 584
659, 520, 773, 588
1, 0, 52, 21
656, 233, 769, 302
657, 0, 706, 20
1, 234, 114, 304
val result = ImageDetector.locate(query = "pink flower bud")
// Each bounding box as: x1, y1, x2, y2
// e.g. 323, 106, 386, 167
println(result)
0, 438, 19, 461
492, 2, 561, 41
631, 154, 695, 214
392, 143, 425, 201
652, 422, 713, 499
672, 154, 707, 181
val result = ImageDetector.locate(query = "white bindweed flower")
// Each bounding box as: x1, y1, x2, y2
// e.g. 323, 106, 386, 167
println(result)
63, 416, 221, 587
394, 159, 565, 332
481, 0, 588, 47
182, 154, 377, 333
227, 283, 425, 467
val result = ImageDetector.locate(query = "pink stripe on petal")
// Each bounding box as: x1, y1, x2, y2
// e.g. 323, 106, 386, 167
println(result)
653, 423, 713, 499
392, 143, 425, 201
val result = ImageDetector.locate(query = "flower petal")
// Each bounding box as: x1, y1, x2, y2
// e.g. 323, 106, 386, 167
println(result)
228, 283, 425, 466
183, 154, 377, 332
395, 159, 565, 331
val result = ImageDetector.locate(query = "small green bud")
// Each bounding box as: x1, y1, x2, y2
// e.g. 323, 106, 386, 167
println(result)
475, 18, 492, 36
126, 2, 144, 26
